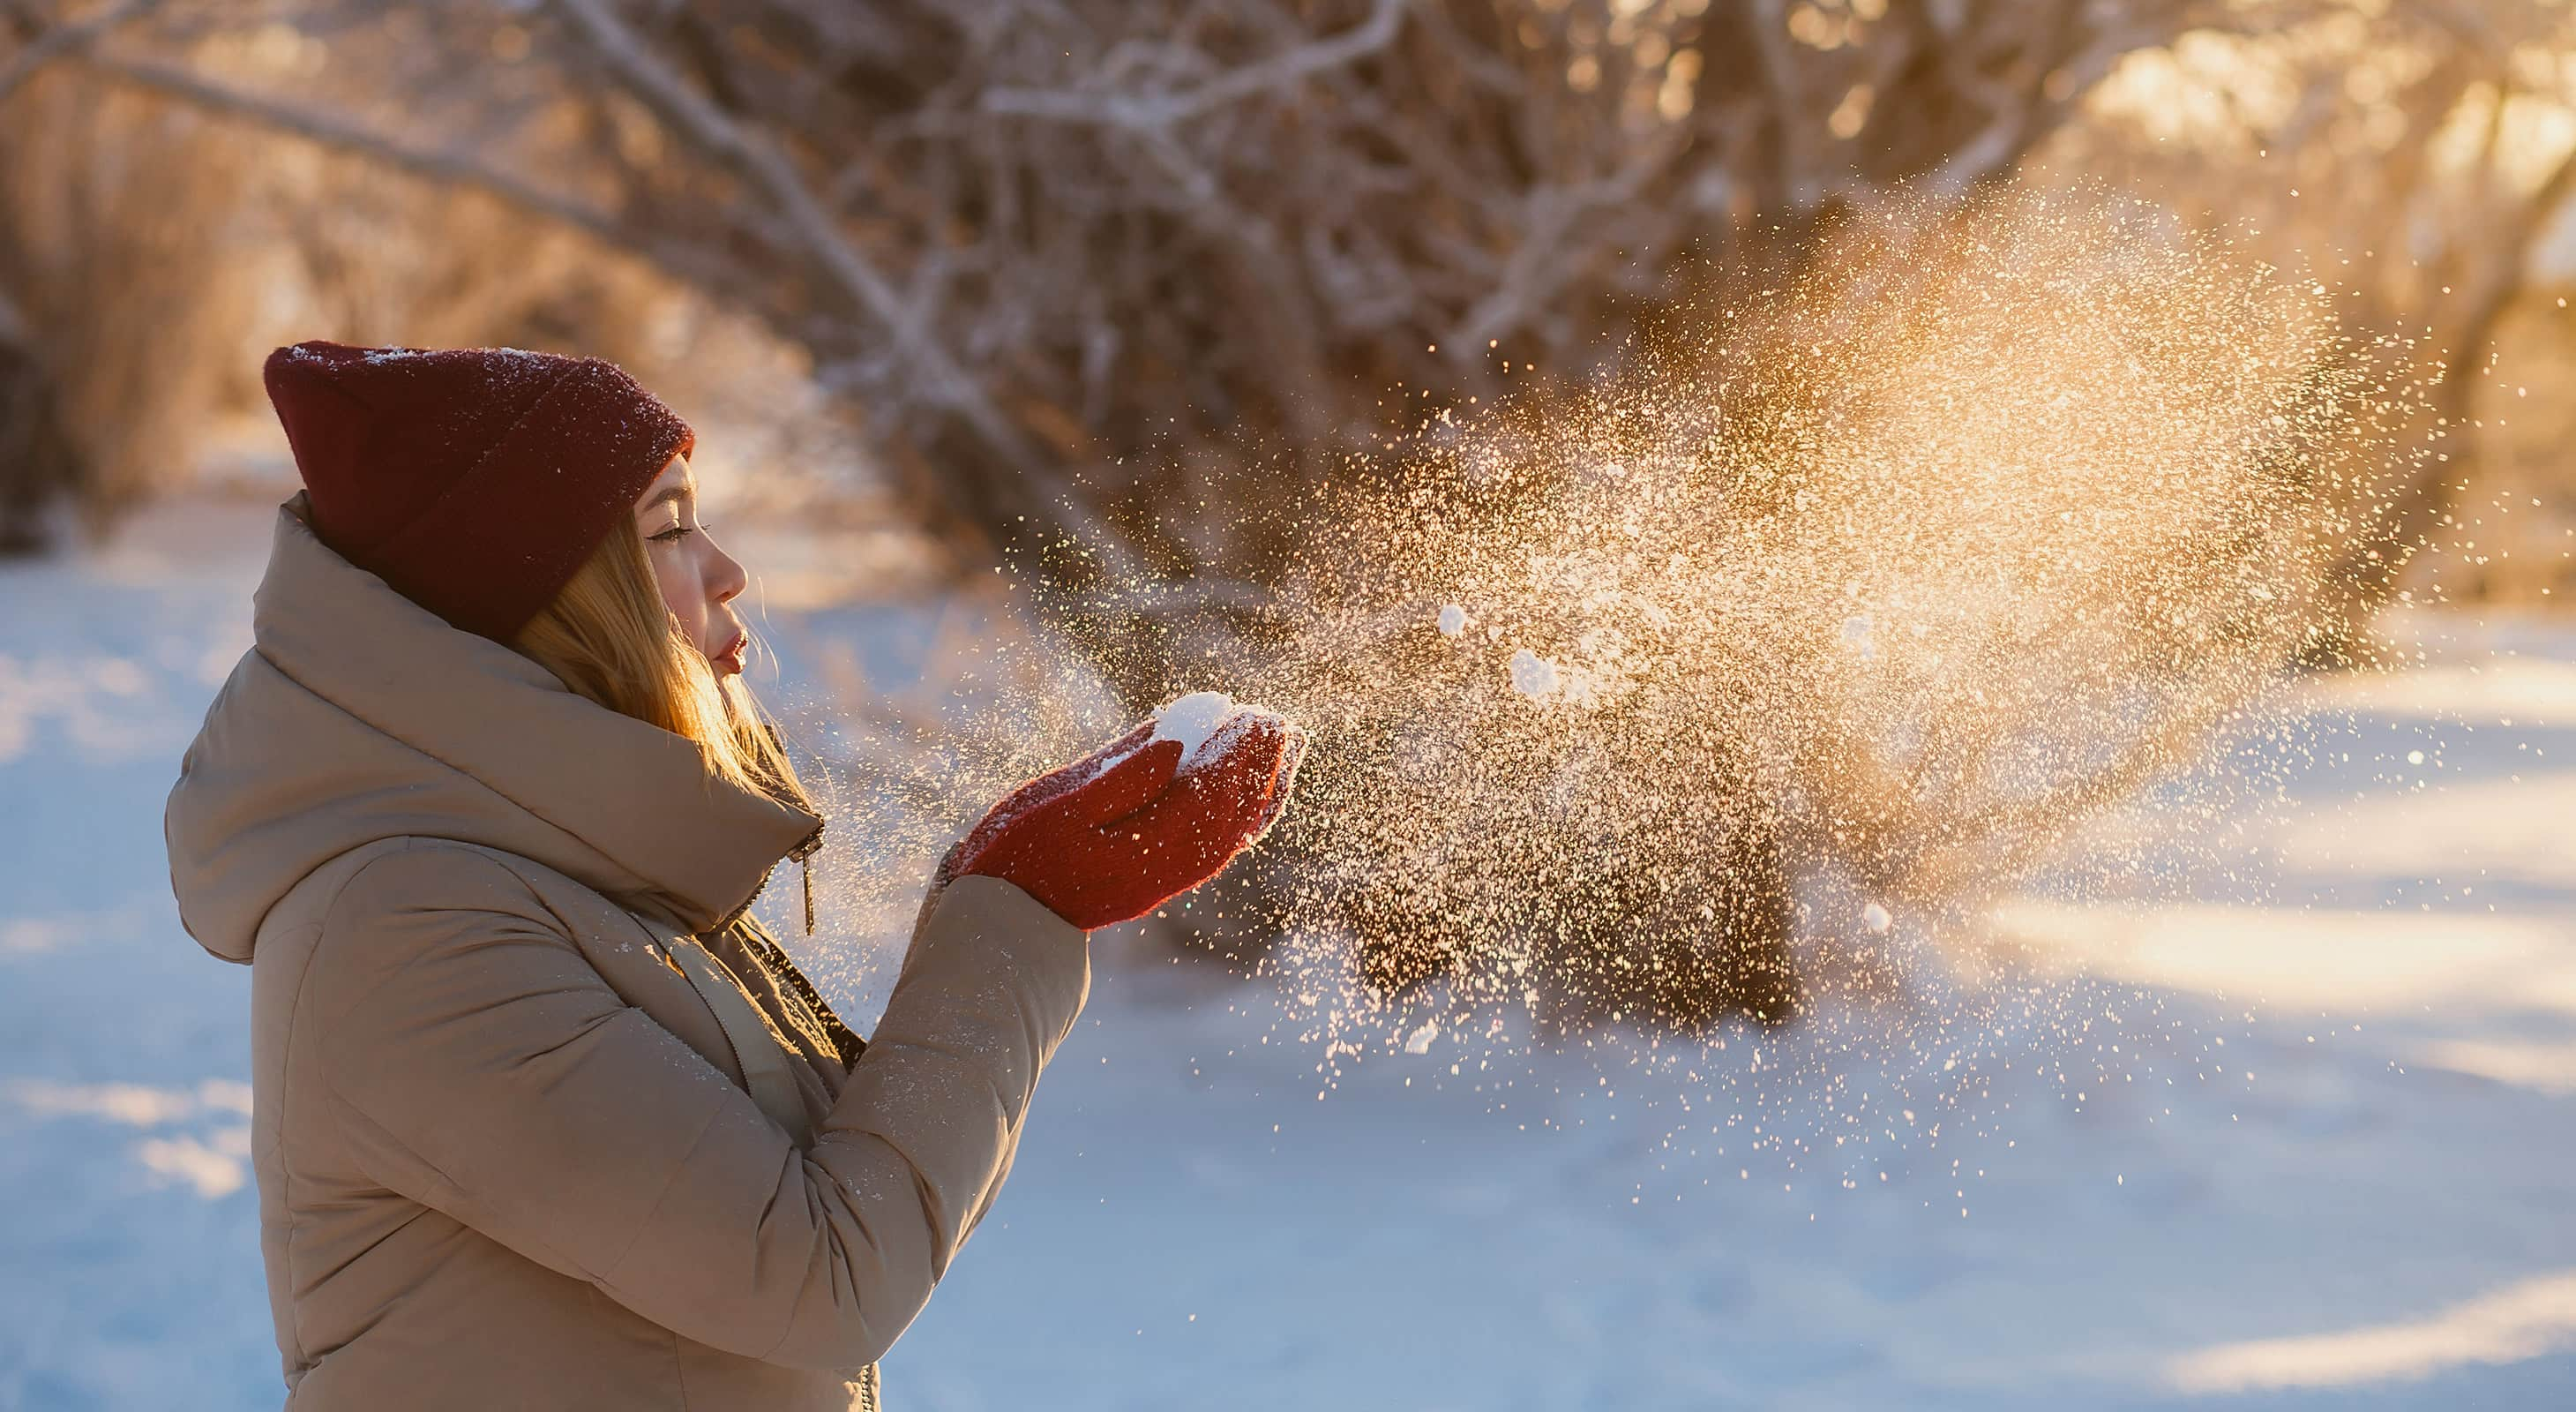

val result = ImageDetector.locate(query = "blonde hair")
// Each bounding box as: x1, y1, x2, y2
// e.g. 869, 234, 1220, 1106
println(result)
514, 522, 813, 815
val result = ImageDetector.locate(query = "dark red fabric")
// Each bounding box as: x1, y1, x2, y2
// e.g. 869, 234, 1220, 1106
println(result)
262, 341, 695, 642
946, 716, 1307, 931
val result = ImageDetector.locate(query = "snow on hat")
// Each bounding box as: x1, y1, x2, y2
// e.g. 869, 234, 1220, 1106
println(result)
262, 340, 696, 642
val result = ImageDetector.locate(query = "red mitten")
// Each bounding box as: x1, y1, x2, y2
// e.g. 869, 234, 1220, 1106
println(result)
943, 711, 1306, 930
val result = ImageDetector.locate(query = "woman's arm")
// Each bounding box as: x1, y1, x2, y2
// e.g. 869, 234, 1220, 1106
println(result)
308, 843, 1085, 1371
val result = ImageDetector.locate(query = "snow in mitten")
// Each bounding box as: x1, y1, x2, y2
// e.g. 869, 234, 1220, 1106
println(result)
944, 706, 1305, 930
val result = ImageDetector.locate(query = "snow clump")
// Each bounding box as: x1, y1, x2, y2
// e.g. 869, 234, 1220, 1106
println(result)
1152, 691, 1292, 773
1509, 649, 1563, 699
1153, 692, 1240, 769
1436, 605, 1469, 637
1840, 614, 1878, 662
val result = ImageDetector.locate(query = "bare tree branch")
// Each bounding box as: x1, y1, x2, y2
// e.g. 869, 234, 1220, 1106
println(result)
0, 0, 161, 106
81, 49, 777, 297
551, 0, 1055, 487
982, 0, 1407, 126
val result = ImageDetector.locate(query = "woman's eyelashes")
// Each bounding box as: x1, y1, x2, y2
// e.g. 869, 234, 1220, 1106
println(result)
649, 522, 697, 544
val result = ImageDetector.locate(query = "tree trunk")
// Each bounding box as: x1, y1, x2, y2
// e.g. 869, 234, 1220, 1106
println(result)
0, 288, 79, 554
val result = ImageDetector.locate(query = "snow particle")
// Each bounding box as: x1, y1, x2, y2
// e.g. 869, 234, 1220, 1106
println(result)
1862, 902, 1893, 934
1436, 605, 1469, 637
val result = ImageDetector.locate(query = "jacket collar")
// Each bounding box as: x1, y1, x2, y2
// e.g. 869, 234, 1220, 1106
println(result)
242, 496, 819, 934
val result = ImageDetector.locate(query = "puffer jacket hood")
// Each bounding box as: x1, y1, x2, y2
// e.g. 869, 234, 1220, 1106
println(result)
166, 497, 820, 963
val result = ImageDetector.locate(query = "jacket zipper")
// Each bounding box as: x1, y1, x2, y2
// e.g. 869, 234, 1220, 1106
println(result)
708, 821, 825, 935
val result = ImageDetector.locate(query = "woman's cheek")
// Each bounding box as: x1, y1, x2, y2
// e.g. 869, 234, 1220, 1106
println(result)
645, 544, 696, 634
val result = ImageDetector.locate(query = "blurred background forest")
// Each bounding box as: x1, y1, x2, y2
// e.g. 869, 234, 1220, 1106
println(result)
7, 0, 2576, 596
10, 0, 2576, 1029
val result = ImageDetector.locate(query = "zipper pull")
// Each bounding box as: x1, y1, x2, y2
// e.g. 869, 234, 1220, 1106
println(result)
786, 822, 825, 938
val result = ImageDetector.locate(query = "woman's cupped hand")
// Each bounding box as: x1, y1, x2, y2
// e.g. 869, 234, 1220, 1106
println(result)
940, 710, 1307, 931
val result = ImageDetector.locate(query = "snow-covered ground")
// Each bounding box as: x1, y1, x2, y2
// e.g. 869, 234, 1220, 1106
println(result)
4, 497, 2573, 1409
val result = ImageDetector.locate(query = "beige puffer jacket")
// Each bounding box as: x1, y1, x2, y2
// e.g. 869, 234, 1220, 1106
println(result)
164, 500, 1090, 1410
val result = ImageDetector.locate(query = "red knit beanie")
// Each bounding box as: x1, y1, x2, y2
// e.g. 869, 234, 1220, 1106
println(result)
262, 340, 696, 642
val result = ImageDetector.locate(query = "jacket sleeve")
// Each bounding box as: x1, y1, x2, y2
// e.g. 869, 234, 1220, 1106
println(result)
306, 845, 1090, 1371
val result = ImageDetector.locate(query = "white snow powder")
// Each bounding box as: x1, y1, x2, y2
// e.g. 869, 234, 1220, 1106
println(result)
1862, 902, 1892, 934
1509, 648, 1562, 698
1404, 1020, 1439, 1055
1437, 605, 1469, 637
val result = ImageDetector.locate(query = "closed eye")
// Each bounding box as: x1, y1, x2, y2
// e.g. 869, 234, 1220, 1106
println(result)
649, 523, 696, 544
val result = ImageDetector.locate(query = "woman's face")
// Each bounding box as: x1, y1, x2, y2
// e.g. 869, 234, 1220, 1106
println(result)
633, 454, 749, 676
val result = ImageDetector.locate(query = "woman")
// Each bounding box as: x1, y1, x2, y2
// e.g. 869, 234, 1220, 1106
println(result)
164, 342, 1301, 1410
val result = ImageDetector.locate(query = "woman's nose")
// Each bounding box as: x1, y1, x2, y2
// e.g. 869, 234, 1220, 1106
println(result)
709, 540, 749, 605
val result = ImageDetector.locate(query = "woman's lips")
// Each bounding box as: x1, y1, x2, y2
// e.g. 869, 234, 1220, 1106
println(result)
712, 629, 748, 674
